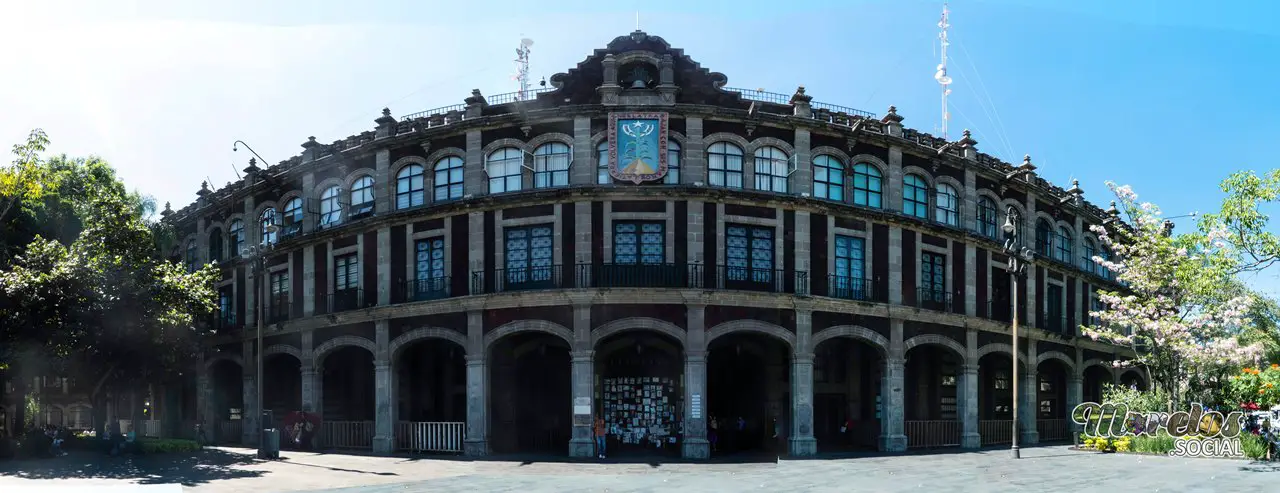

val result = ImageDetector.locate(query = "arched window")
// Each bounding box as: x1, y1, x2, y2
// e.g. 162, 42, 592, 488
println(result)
977, 196, 998, 238
1100, 247, 1115, 280
852, 163, 882, 208
350, 176, 374, 219
753, 146, 789, 193
812, 155, 844, 202
1035, 219, 1053, 256
596, 142, 611, 184
281, 197, 303, 237
260, 208, 278, 245
1056, 226, 1073, 263
902, 174, 929, 218
707, 142, 744, 188
208, 229, 223, 264
434, 156, 464, 202
319, 185, 342, 227
665, 140, 681, 185
396, 164, 425, 209
487, 147, 524, 194
1083, 238, 1098, 275
533, 142, 571, 188
935, 183, 959, 226
186, 240, 197, 272
229, 219, 244, 257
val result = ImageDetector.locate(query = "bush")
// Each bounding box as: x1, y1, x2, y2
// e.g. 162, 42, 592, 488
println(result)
1102, 383, 1170, 413
1131, 430, 1177, 454
1241, 432, 1269, 460
137, 438, 200, 454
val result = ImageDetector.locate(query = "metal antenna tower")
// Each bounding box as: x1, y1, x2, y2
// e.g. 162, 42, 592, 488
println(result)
935, 3, 953, 140
515, 37, 534, 101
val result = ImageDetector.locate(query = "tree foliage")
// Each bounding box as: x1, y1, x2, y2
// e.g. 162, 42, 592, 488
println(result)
1199, 169, 1280, 273
1082, 182, 1263, 410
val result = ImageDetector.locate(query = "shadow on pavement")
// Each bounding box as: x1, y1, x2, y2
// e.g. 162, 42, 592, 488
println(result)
0, 448, 267, 487
318, 448, 781, 468
784, 440, 1079, 461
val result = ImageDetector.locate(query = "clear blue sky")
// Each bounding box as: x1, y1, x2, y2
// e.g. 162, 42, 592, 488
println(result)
2, 0, 1277, 289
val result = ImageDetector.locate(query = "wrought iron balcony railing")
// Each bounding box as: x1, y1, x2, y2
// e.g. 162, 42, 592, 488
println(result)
697, 265, 808, 295
915, 288, 953, 313
577, 263, 690, 289
267, 298, 290, 324
1043, 315, 1071, 336
472, 265, 565, 294
325, 288, 369, 313
827, 275, 879, 302
401, 277, 451, 302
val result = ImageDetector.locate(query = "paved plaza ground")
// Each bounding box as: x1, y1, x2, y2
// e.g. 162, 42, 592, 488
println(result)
0, 444, 1277, 492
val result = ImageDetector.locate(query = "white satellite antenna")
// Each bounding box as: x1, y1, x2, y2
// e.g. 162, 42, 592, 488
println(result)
935, 3, 953, 140
516, 37, 534, 101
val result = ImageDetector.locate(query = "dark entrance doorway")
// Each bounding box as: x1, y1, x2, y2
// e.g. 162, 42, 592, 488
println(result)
488, 332, 571, 455
812, 337, 882, 451
991, 268, 1012, 322
707, 332, 790, 456
595, 331, 683, 458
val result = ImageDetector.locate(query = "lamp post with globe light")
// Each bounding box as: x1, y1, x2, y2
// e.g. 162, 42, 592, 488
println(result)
244, 218, 278, 458
1002, 205, 1033, 459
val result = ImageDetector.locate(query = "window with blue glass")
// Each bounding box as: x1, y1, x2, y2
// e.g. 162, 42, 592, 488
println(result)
903, 174, 929, 218
1083, 238, 1098, 275
852, 163, 882, 208
921, 251, 946, 306
350, 176, 374, 219
186, 240, 197, 272
208, 230, 223, 264
320, 186, 342, 227
726, 224, 773, 283
665, 140, 681, 184
229, 220, 244, 257
434, 156, 464, 202
533, 142, 571, 188
832, 235, 866, 299
218, 287, 235, 326
977, 196, 998, 238
413, 238, 447, 299
614, 222, 664, 264
1036, 219, 1053, 257
505, 225, 554, 287
282, 198, 303, 237
935, 183, 959, 226
708, 142, 744, 188
812, 155, 844, 202
260, 209, 278, 245
396, 164, 425, 210
1056, 226, 1073, 263
269, 270, 289, 321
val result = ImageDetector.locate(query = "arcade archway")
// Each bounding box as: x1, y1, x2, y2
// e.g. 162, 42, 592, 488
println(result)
263, 353, 301, 429
595, 330, 684, 457
395, 337, 467, 453
707, 332, 791, 455
1035, 358, 1071, 441
812, 337, 882, 451
320, 346, 376, 449
977, 351, 1021, 445
488, 332, 571, 454
903, 343, 963, 449
209, 359, 244, 444
1082, 364, 1113, 403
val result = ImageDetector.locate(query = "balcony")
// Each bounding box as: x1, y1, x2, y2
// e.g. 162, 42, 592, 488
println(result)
472, 265, 565, 294
401, 277, 451, 302
915, 288, 953, 313
1043, 315, 1071, 336
578, 263, 690, 289
210, 309, 240, 333
986, 300, 1012, 323
267, 298, 290, 324
827, 275, 880, 302
326, 288, 370, 313
701, 265, 808, 295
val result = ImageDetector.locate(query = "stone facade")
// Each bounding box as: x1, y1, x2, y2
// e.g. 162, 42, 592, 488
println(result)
170, 31, 1146, 458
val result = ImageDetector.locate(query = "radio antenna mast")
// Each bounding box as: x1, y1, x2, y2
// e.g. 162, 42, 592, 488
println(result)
516, 37, 534, 101
935, 3, 953, 140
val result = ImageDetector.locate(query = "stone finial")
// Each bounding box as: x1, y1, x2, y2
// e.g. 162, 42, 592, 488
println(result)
382, 107, 391, 117
1107, 200, 1119, 216
958, 129, 977, 147
197, 181, 210, 196
1068, 179, 1082, 194
160, 202, 173, 218
789, 85, 812, 104
301, 136, 319, 149
1019, 154, 1037, 171
882, 105, 904, 123
375, 107, 396, 128
243, 157, 260, 175
465, 89, 486, 106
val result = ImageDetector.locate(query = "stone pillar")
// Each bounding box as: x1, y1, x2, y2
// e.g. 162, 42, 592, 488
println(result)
886, 146, 904, 212
303, 245, 315, 316
683, 304, 710, 459
196, 367, 212, 428
300, 366, 318, 414
960, 363, 980, 448
464, 130, 484, 196
464, 310, 487, 455
684, 117, 706, 185
301, 172, 316, 234
790, 308, 816, 456
568, 304, 594, 457
792, 128, 812, 196
888, 227, 903, 305
571, 116, 593, 185
376, 227, 391, 305
880, 319, 907, 451
374, 149, 391, 214
965, 243, 977, 316
468, 212, 484, 294
372, 320, 395, 454
1020, 339, 1039, 445
1023, 196, 1038, 324
795, 211, 811, 294
1067, 374, 1083, 434
963, 168, 977, 233
241, 373, 257, 446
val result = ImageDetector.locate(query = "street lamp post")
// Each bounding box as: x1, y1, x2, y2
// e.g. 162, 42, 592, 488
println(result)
1002, 205, 1033, 460
244, 224, 277, 458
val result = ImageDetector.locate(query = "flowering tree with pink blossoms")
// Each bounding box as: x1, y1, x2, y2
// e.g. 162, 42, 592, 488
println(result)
1082, 182, 1264, 410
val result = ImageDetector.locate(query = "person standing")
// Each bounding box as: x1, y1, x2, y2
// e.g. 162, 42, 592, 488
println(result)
594, 416, 607, 459
709, 416, 719, 452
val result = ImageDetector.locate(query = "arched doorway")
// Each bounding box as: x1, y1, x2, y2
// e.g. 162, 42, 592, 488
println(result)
977, 351, 1021, 446
209, 359, 244, 444
812, 337, 882, 452
395, 338, 466, 454
321, 346, 376, 450
707, 332, 790, 456
594, 330, 684, 458
903, 344, 963, 449
1035, 359, 1071, 441
1120, 369, 1147, 391
1082, 365, 1113, 404
488, 331, 571, 455
263, 353, 301, 431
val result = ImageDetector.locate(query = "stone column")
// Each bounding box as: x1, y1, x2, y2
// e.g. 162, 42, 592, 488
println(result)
963, 168, 977, 233
790, 308, 816, 456
464, 130, 484, 196
372, 320, 395, 454
377, 227, 391, 305
1067, 374, 1083, 435
569, 349, 594, 457
792, 128, 812, 196
964, 243, 977, 316
1023, 196, 1038, 324
1020, 339, 1039, 445
464, 310, 487, 456
303, 245, 315, 316
241, 373, 257, 446
683, 304, 710, 459
374, 149, 391, 215
888, 227, 903, 305
301, 172, 316, 233
196, 368, 211, 428
886, 146, 904, 212
880, 319, 907, 451
684, 117, 706, 185
571, 116, 593, 185
795, 210, 811, 295
468, 212, 484, 294
960, 363, 980, 448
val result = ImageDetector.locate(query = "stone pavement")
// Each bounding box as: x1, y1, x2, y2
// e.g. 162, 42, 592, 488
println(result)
0, 445, 1276, 492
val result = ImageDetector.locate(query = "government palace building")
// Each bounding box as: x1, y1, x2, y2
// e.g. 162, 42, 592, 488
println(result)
156, 31, 1145, 459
